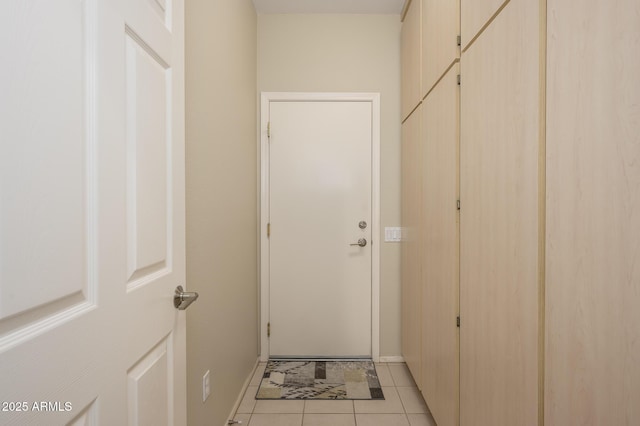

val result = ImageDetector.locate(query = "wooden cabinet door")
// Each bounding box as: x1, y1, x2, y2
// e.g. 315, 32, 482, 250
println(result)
546, 0, 640, 424
459, 0, 540, 424
401, 0, 422, 120
402, 106, 423, 388
461, 0, 506, 49
422, 0, 460, 96
421, 64, 460, 426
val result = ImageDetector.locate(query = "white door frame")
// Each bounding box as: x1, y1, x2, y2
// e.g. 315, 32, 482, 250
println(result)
259, 92, 381, 362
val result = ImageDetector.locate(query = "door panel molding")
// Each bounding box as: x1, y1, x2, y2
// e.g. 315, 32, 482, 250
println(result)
259, 92, 380, 361
0, 0, 186, 423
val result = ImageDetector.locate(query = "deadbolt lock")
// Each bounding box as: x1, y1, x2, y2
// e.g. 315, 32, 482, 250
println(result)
359, 221, 367, 229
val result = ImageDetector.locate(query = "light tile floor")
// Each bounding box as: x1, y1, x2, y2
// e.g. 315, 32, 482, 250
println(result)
230, 363, 437, 426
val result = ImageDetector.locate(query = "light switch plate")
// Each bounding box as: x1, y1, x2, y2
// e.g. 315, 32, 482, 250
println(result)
384, 227, 402, 242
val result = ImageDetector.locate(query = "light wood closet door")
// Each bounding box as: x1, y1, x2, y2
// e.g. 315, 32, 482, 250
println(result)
401, 106, 423, 388
421, 64, 460, 426
546, 1, 640, 424
401, 0, 422, 120
461, 0, 507, 49
459, 0, 540, 424
422, 0, 460, 96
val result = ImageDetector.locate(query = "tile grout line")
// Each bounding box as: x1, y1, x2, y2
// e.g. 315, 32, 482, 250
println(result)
404, 411, 412, 426
397, 385, 408, 413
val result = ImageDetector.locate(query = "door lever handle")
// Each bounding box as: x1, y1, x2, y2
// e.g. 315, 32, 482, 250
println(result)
174, 285, 199, 310
350, 238, 367, 247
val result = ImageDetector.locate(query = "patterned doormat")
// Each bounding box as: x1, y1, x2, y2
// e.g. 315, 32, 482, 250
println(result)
256, 360, 385, 400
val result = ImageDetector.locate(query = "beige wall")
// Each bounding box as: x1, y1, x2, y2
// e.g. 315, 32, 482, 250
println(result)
258, 14, 403, 357
185, 1, 258, 425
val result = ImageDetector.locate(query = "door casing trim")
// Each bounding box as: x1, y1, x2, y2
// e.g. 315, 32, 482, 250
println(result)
259, 92, 381, 362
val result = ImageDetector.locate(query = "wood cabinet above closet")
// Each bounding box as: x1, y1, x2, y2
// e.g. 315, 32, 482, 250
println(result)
401, 0, 422, 120
422, 0, 460, 97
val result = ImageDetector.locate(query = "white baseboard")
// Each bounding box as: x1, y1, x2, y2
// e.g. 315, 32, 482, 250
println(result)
225, 357, 260, 426
378, 355, 405, 363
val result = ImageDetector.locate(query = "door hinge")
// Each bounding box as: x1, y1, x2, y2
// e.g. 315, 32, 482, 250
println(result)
457, 199, 461, 210
267, 223, 271, 238
457, 35, 461, 46
267, 122, 271, 139
267, 322, 271, 337
457, 316, 460, 327
457, 74, 461, 86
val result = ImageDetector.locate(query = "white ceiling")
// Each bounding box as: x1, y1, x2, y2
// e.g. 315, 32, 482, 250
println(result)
252, 0, 405, 15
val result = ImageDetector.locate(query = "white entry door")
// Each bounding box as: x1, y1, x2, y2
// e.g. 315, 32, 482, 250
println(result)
0, 1, 187, 425
264, 95, 379, 358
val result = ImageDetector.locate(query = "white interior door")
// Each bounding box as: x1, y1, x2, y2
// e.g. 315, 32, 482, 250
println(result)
0, 0, 186, 425
267, 98, 374, 358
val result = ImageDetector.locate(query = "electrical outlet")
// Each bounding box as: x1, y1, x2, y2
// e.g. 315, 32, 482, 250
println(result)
202, 370, 211, 402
